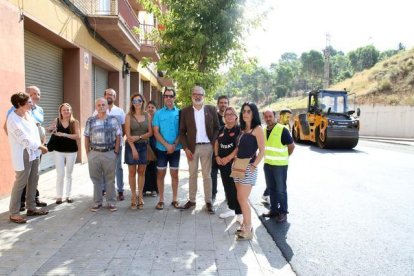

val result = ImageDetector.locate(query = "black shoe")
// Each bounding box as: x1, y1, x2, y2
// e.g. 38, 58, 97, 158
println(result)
262, 211, 278, 218
66, 198, 74, 203
206, 203, 215, 214
56, 199, 63, 204
180, 201, 196, 210
117, 192, 125, 201
35, 199, 47, 207
276, 213, 287, 223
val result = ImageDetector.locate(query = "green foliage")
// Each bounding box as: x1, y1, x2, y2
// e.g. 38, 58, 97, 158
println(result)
347, 45, 380, 72
300, 50, 324, 90
140, 0, 247, 105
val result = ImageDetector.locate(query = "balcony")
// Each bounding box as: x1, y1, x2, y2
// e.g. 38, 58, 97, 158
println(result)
69, 0, 159, 61
135, 23, 160, 62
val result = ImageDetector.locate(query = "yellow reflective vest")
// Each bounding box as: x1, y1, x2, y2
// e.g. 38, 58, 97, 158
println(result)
264, 124, 289, 166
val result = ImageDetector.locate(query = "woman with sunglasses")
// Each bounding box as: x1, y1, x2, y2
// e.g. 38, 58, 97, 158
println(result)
214, 107, 242, 222
233, 102, 265, 240
49, 103, 80, 204
7, 92, 49, 223
125, 93, 153, 209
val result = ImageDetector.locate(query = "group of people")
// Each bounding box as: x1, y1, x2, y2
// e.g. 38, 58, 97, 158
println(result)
5, 84, 295, 242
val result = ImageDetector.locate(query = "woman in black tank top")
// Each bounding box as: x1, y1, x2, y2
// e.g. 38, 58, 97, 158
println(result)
50, 103, 80, 204
234, 102, 265, 241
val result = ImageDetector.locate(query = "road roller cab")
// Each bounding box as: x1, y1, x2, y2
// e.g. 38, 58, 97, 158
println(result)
292, 89, 361, 149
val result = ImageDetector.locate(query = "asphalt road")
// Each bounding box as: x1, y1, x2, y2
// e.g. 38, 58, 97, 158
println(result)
251, 140, 414, 276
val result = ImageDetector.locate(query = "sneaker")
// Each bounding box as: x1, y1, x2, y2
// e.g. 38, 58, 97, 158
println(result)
90, 204, 102, 212
219, 209, 235, 219
261, 195, 270, 205
151, 191, 157, 197
109, 204, 117, 212
236, 214, 243, 224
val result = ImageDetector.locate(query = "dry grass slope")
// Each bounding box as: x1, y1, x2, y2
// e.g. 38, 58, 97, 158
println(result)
262, 47, 414, 111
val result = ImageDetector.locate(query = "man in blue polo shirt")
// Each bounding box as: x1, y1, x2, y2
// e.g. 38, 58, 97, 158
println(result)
152, 87, 182, 210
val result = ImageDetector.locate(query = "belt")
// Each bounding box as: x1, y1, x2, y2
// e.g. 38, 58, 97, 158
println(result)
90, 147, 115, 152
196, 142, 210, 145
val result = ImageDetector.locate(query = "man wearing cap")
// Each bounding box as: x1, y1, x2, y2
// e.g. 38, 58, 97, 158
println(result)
261, 108, 295, 223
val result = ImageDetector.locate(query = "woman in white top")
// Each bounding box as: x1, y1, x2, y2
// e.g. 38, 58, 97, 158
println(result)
7, 92, 48, 224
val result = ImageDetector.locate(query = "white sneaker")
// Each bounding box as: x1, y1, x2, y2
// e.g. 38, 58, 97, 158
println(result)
236, 214, 243, 224
261, 195, 270, 205
219, 209, 235, 219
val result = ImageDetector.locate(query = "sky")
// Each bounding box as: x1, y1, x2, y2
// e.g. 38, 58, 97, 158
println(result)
245, 0, 414, 67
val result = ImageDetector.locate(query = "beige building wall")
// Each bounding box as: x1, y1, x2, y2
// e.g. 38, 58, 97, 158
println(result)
0, 0, 164, 197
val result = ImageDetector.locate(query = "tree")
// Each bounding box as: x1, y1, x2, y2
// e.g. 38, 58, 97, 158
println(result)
141, 0, 247, 105
347, 45, 379, 72
300, 50, 324, 90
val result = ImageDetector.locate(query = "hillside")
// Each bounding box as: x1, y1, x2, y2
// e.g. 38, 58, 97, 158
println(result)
263, 47, 414, 111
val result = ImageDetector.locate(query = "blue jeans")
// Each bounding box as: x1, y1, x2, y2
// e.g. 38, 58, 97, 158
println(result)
116, 145, 124, 192
264, 164, 288, 214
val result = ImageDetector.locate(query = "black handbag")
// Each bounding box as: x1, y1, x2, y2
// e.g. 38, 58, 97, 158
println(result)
46, 118, 59, 152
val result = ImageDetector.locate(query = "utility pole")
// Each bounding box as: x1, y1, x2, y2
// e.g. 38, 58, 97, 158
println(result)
323, 33, 331, 89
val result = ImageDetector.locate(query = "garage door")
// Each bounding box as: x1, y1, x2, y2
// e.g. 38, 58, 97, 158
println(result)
25, 31, 63, 171
92, 63, 108, 108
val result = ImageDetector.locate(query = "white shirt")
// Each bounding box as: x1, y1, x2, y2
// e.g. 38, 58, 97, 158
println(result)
193, 105, 210, 143
93, 104, 125, 145
7, 111, 42, 171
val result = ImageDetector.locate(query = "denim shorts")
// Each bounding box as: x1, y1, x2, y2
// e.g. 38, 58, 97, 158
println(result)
125, 142, 147, 165
156, 149, 180, 170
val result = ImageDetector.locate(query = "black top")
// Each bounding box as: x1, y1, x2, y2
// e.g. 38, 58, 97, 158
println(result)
236, 129, 258, 163
217, 125, 240, 158
55, 120, 78, 153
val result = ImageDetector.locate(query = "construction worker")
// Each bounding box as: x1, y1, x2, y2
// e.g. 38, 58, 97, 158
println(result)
261, 109, 295, 223
261, 108, 292, 204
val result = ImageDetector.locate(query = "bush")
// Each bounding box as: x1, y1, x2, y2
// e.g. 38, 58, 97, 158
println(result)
377, 79, 391, 91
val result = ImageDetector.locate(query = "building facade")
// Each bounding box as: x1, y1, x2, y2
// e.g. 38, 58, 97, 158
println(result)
0, 0, 171, 196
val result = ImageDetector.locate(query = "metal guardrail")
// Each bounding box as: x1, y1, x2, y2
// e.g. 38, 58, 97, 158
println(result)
68, 0, 155, 46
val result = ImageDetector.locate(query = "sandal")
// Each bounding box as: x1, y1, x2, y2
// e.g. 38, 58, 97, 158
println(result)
137, 199, 144, 210
9, 215, 27, 224
171, 201, 180, 209
236, 231, 253, 241
155, 202, 164, 210
26, 209, 49, 216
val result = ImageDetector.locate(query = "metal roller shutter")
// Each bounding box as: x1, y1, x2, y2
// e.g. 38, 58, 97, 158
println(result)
92, 63, 108, 107
25, 31, 63, 171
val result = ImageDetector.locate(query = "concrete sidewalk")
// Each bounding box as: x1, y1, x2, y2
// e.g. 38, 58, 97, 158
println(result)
0, 155, 294, 275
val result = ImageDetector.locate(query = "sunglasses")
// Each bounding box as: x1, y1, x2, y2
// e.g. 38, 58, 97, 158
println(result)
242, 109, 252, 114
132, 98, 143, 104
164, 95, 174, 99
